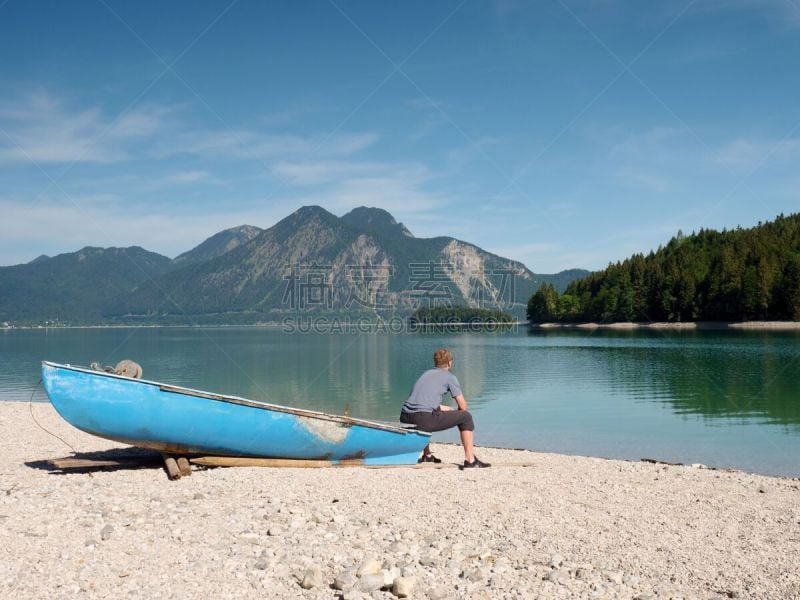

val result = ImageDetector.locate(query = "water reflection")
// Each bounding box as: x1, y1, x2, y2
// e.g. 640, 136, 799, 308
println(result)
578, 333, 800, 430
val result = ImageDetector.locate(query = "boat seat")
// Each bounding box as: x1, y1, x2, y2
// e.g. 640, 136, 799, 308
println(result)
397, 423, 420, 430
374, 420, 421, 430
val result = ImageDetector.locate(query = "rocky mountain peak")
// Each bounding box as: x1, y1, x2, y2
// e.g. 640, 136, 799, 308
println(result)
341, 206, 414, 238
173, 224, 263, 266
294, 205, 336, 220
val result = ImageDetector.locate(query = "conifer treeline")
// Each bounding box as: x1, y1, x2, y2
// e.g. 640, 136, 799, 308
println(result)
527, 213, 800, 323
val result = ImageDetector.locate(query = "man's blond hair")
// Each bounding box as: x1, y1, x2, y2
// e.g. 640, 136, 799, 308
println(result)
433, 348, 452, 368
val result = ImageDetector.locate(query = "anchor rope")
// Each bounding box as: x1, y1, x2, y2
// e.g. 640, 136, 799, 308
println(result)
28, 379, 76, 453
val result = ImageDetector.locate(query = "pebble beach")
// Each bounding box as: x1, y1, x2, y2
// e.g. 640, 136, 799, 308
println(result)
1, 401, 799, 600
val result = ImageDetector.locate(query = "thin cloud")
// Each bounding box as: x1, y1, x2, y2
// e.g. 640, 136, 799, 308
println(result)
271, 159, 429, 186
490, 242, 560, 259
581, 125, 692, 193
0, 196, 289, 264
146, 170, 222, 188
152, 129, 379, 161
0, 92, 172, 163
407, 117, 443, 143
0, 91, 380, 166
484, 240, 591, 273
715, 137, 800, 170
614, 166, 672, 193
271, 160, 383, 185
291, 170, 449, 217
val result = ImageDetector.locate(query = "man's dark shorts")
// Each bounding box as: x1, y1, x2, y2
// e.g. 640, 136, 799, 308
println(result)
400, 409, 475, 433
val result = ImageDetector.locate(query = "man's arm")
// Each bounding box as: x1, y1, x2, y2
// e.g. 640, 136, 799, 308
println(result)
453, 394, 468, 411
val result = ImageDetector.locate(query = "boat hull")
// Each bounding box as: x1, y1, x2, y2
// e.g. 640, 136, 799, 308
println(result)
42, 362, 429, 465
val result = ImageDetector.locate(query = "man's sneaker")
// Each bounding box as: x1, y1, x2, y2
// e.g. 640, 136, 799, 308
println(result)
462, 457, 491, 469
418, 454, 442, 464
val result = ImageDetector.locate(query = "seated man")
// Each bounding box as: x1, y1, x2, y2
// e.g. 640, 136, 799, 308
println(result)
400, 348, 490, 469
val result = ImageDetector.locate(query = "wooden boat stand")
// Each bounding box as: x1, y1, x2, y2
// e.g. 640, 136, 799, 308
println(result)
44, 448, 536, 480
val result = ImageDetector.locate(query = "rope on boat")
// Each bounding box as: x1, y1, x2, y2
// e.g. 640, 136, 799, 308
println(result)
28, 378, 77, 453
114, 360, 142, 379
29, 357, 141, 455
89, 359, 143, 379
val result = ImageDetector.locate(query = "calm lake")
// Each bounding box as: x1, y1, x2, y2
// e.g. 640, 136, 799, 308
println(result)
2, 326, 799, 477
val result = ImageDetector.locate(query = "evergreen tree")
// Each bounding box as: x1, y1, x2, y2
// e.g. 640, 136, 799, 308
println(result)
779, 254, 800, 320
527, 283, 559, 322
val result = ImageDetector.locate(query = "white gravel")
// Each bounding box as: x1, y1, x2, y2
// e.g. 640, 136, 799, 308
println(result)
1, 401, 799, 599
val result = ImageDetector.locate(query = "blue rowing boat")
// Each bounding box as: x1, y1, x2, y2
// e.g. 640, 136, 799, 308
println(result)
41, 361, 430, 466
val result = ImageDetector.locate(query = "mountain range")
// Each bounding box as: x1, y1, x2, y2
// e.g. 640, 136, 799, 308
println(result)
0, 206, 588, 325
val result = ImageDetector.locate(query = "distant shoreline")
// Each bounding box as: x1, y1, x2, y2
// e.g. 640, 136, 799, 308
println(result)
528, 321, 800, 331
3, 320, 800, 331
0, 323, 286, 330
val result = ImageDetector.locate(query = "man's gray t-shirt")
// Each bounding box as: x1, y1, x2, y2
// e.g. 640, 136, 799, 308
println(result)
402, 368, 463, 413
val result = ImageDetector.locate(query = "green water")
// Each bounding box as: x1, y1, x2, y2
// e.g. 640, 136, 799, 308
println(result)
2, 327, 799, 476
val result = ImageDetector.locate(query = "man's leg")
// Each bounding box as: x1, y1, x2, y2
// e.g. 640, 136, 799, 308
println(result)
428, 411, 488, 468
460, 429, 474, 463
401, 412, 433, 459
405, 410, 483, 464
427, 410, 476, 462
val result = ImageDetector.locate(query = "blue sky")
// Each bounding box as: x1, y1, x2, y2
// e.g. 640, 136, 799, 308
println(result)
0, 0, 798, 272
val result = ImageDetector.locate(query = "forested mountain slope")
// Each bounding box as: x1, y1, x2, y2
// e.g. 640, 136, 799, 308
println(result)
528, 213, 800, 323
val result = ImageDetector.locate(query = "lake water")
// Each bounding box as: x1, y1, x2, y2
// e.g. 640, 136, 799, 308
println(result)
2, 326, 799, 477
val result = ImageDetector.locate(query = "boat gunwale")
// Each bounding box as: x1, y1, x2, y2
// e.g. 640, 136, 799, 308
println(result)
42, 361, 430, 437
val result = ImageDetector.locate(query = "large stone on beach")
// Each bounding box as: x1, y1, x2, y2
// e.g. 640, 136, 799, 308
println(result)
333, 568, 358, 590
299, 565, 324, 589
357, 559, 383, 576
383, 567, 400, 587
358, 573, 385, 592
392, 576, 417, 598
